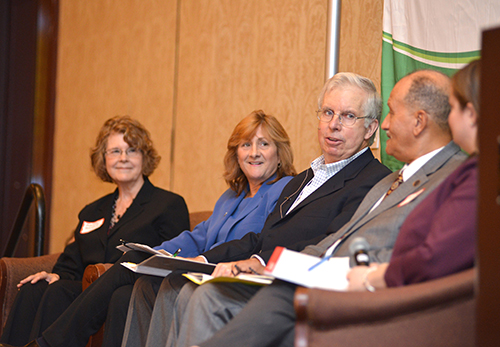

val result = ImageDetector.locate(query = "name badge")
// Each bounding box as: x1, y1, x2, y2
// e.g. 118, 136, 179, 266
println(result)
80, 218, 105, 234
398, 188, 425, 207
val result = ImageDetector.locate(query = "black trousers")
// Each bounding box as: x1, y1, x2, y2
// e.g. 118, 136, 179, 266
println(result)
101, 283, 134, 347
39, 251, 151, 347
0, 278, 82, 346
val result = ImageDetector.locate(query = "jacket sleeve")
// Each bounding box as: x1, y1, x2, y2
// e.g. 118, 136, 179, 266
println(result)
152, 194, 190, 242
200, 177, 293, 263
201, 231, 263, 263
154, 220, 210, 257
52, 210, 88, 280
259, 161, 391, 263
385, 163, 477, 286
154, 188, 236, 257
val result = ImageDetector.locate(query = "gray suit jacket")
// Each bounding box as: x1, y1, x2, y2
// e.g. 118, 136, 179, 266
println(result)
302, 141, 467, 264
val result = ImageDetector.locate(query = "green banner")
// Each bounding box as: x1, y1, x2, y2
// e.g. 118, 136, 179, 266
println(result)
380, 36, 479, 170
380, 0, 498, 171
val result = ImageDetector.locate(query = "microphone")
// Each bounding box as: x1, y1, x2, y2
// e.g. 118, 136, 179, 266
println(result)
349, 237, 370, 266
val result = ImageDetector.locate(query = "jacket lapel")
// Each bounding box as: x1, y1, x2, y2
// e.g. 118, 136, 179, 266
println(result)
96, 190, 117, 246
106, 177, 153, 239
215, 175, 279, 241
277, 169, 313, 220
283, 150, 375, 219
337, 141, 462, 236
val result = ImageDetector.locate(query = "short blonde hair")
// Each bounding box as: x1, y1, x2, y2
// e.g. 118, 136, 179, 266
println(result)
223, 110, 296, 196
90, 116, 160, 182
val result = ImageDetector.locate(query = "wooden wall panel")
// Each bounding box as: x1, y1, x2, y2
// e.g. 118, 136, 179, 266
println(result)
172, 0, 328, 212
339, 0, 383, 90
50, 0, 178, 253
338, 0, 384, 159
49, 0, 384, 253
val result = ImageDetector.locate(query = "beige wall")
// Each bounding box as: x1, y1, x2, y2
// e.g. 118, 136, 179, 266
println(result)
50, 0, 383, 253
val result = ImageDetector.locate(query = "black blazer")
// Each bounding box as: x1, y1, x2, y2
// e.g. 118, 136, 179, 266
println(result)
202, 150, 391, 263
52, 177, 190, 281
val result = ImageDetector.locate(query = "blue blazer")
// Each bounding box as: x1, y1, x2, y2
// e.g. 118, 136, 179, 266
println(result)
154, 175, 293, 257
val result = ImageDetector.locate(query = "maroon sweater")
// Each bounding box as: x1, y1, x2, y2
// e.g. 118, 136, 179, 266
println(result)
385, 156, 477, 287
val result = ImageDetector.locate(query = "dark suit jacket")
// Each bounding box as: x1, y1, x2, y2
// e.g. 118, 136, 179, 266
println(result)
53, 177, 190, 281
303, 141, 468, 263
202, 149, 391, 264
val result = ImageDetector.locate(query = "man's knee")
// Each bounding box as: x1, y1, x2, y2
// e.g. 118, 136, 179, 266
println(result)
189, 283, 220, 305
136, 276, 162, 295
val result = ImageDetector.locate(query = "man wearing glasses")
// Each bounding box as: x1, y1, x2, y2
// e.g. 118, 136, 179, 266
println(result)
120, 72, 391, 347
168, 70, 467, 347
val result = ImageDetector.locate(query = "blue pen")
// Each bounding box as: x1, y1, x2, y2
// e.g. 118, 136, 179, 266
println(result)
308, 254, 331, 271
172, 248, 181, 257
308, 238, 342, 271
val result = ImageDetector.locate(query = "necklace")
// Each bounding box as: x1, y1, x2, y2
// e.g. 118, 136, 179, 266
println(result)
109, 195, 121, 231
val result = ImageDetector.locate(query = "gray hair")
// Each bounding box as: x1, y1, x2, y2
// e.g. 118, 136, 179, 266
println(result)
317, 72, 382, 145
404, 70, 451, 132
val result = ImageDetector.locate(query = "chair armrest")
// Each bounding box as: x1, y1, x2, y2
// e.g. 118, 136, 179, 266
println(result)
79, 211, 214, 294
294, 268, 476, 347
0, 253, 60, 333
82, 263, 113, 291
296, 268, 475, 327
78, 210, 213, 292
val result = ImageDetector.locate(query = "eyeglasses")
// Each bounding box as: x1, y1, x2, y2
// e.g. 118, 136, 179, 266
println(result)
104, 147, 141, 158
316, 108, 370, 127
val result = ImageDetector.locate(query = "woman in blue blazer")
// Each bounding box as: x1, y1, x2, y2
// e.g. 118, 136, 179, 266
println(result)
10, 110, 296, 347
0, 116, 190, 346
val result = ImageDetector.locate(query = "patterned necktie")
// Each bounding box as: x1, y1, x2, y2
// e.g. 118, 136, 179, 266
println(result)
384, 173, 403, 198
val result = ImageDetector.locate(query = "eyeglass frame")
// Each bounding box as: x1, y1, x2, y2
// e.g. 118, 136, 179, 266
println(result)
104, 147, 142, 158
316, 108, 370, 127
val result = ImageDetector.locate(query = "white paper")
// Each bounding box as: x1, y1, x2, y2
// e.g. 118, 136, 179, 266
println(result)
265, 248, 350, 291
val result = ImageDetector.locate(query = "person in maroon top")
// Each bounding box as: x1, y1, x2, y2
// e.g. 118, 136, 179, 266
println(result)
348, 60, 480, 291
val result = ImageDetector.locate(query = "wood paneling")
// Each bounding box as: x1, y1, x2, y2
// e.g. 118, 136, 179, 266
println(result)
477, 26, 500, 346
338, 0, 383, 89
339, 0, 384, 159
51, 0, 178, 253
172, 0, 327, 212
50, 0, 383, 252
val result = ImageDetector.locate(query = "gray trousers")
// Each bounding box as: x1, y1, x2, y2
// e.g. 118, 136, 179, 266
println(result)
167, 281, 262, 347
121, 271, 194, 347
198, 280, 297, 347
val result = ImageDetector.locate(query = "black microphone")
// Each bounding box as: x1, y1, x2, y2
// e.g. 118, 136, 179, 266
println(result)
349, 237, 370, 266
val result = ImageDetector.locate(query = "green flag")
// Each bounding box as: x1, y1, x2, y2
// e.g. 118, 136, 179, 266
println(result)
380, 0, 499, 171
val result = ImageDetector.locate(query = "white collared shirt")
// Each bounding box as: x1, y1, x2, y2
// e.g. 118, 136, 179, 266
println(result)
251, 148, 370, 267
369, 146, 445, 212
